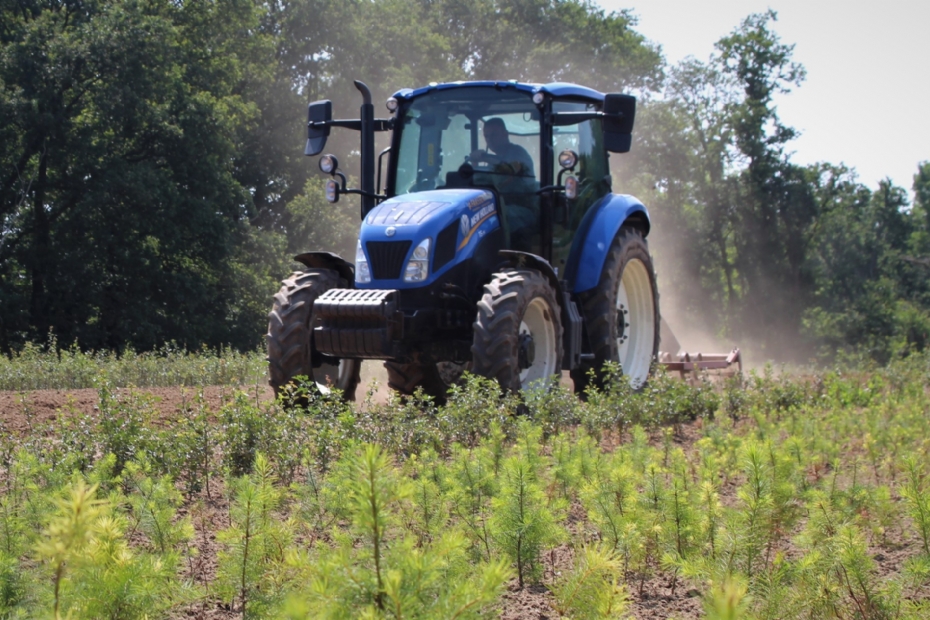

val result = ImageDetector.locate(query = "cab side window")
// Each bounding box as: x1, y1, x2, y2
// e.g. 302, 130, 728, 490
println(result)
551, 102, 609, 271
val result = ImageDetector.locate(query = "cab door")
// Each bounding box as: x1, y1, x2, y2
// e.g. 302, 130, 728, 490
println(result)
550, 101, 611, 274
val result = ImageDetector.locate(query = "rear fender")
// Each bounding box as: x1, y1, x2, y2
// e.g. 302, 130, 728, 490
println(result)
293, 252, 355, 285
565, 194, 650, 294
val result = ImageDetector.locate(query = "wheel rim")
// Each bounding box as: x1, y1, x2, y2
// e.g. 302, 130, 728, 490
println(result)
437, 361, 468, 386
615, 258, 655, 387
518, 297, 559, 388
314, 359, 355, 395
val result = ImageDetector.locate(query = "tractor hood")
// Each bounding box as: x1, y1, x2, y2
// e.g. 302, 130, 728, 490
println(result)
356, 188, 500, 288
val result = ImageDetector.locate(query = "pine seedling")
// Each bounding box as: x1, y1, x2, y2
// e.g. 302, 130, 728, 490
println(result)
215, 453, 290, 617
580, 460, 639, 553
0, 450, 42, 560
699, 480, 722, 560
402, 449, 448, 546
35, 480, 108, 619
281, 530, 510, 619
345, 443, 410, 610
514, 420, 547, 481
489, 456, 563, 588
219, 392, 266, 477
380, 532, 510, 619
446, 444, 496, 562
628, 425, 652, 474
0, 549, 26, 616
171, 389, 216, 498
666, 473, 698, 562
292, 450, 342, 536
736, 441, 773, 577
551, 432, 579, 502
67, 510, 191, 620
484, 420, 508, 475
900, 456, 930, 556
549, 545, 628, 619
124, 461, 193, 554
703, 577, 752, 620
832, 524, 897, 619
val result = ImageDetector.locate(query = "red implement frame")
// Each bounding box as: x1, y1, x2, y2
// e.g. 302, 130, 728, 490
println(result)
657, 349, 742, 379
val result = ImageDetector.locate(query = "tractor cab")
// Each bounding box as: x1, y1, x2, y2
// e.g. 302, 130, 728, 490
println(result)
387, 84, 612, 275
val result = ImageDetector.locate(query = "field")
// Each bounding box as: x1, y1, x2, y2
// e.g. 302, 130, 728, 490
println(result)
2, 348, 930, 619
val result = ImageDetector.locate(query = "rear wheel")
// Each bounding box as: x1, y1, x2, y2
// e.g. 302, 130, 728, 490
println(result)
267, 270, 361, 400
472, 269, 563, 392
571, 227, 659, 393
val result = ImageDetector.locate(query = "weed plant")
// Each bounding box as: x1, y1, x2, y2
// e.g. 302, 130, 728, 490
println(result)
2, 351, 930, 617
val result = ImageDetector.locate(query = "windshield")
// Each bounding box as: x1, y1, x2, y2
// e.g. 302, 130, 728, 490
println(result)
393, 87, 541, 194
392, 87, 543, 251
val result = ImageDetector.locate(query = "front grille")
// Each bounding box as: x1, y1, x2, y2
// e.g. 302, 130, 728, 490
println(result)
367, 240, 412, 280
433, 222, 459, 272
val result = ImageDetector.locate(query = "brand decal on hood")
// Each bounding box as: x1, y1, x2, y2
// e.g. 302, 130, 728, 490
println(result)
458, 203, 497, 250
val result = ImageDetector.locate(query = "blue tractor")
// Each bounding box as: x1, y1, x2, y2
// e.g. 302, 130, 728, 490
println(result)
267, 80, 660, 401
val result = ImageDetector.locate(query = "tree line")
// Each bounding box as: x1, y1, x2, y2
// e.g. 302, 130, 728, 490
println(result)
1, 0, 926, 363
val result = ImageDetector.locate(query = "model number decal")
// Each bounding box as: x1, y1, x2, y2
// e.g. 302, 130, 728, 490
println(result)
467, 192, 493, 210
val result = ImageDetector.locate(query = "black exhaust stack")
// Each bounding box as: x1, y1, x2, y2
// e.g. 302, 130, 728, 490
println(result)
355, 80, 376, 217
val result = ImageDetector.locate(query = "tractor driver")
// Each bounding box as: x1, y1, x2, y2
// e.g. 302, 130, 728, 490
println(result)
469, 117, 535, 180
469, 117, 538, 249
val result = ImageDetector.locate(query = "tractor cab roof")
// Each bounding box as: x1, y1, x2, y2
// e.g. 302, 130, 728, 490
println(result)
392, 81, 605, 104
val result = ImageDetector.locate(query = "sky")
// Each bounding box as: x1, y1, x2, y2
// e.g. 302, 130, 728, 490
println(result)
596, 0, 930, 193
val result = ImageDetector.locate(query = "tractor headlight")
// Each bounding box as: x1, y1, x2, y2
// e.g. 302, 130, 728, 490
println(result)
324, 178, 339, 203
403, 238, 431, 282
319, 154, 338, 175
564, 175, 578, 199
355, 241, 371, 284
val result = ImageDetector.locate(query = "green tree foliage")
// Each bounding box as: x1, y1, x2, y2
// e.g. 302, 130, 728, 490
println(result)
625, 11, 930, 362
1, 0, 927, 362
0, 0, 286, 351
0, 0, 664, 354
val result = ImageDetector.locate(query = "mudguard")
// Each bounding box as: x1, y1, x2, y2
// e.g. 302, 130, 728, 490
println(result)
294, 251, 355, 285
565, 194, 650, 294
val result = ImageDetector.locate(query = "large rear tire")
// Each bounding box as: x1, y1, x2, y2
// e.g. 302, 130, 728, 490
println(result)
267, 270, 360, 400
571, 227, 659, 393
471, 269, 563, 392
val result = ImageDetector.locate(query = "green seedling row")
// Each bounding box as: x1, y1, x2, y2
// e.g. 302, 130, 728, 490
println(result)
1, 355, 930, 618
0, 338, 267, 391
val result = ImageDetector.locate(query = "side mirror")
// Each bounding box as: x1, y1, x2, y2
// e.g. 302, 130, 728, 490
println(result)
603, 94, 636, 153
305, 100, 333, 156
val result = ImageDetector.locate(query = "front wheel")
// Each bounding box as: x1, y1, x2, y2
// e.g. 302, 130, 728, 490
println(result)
571, 227, 659, 393
266, 270, 361, 400
471, 269, 563, 392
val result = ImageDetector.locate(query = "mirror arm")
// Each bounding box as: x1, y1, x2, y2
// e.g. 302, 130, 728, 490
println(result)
535, 184, 564, 196
342, 188, 387, 200
309, 118, 394, 132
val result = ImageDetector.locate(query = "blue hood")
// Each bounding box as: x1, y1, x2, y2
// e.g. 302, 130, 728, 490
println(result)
357, 189, 500, 288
